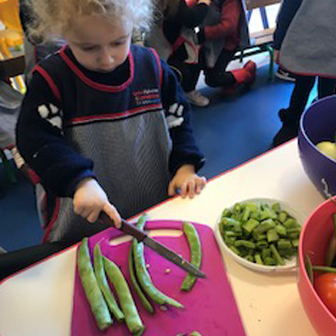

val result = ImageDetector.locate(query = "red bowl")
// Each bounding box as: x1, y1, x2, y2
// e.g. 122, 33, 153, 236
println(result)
298, 198, 336, 336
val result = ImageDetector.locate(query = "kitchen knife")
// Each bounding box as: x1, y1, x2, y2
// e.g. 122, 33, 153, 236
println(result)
99, 213, 206, 278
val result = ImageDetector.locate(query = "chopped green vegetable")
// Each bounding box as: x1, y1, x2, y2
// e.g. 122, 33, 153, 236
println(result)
219, 200, 301, 267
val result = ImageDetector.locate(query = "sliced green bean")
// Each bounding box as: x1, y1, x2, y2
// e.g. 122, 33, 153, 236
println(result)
255, 253, 263, 265
93, 243, 124, 322
103, 257, 144, 334
270, 244, 285, 266
78, 238, 112, 331
128, 240, 154, 315
180, 222, 202, 291
242, 218, 259, 233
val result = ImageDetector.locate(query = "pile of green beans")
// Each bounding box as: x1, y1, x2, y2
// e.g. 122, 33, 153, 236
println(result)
78, 215, 202, 334
219, 201, 301, 266
78, 238, 144, 334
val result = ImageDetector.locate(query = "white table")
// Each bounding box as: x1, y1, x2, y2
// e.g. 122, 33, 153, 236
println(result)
0, 140, 324, 336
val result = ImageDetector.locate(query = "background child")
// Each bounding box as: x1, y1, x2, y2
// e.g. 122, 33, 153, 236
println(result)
17, 0, 206, 244
19, 0, 66, 84
194, 0, 256, 95
272, 0, 336, 147
145, 0, 211, 107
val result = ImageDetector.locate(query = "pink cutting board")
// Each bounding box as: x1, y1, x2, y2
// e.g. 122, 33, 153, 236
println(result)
71, 220, 246, 336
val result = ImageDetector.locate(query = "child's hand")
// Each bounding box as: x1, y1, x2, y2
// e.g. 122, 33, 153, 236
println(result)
168, 164, 207, 199
73, 178, 121, 228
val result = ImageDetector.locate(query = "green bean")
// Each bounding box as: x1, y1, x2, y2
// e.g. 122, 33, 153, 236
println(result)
283, 218, 298, 228
264, 256, 276, 265
127, 214, 154, 314
255, 253, 263, 265
77, 238, 112, 331
256, 240, 268, 249
243, 218, 259, 233
180, 222, 202, 292
267, 228, 279, 243
129, 240, 154, 314
277, 239, 292, 250
241, 207, 251, 222
305, 254, 314, 285
270, 244, 285, 266
93, 243, 124, 322
275, 224, 287, 236
133, 242, 183, 308
271, 202, 281, 213
136, 213, 148, 230
103, 257, 144, 334
261, 248, 271, 260
235, 240, 255, 249
131, 214, 183, 308
219, 200, 302, 266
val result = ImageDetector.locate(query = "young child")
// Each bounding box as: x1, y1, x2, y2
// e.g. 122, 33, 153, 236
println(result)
272, 0, 336, 147
17, 0, 207, 244
145, 0, 211, 107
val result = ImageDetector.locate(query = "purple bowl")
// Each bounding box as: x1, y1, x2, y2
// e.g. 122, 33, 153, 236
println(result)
298, 95, 336, 198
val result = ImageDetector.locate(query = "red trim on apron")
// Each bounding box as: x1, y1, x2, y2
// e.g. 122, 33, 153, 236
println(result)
34, 65, 61, 102
59, 45, 134, 92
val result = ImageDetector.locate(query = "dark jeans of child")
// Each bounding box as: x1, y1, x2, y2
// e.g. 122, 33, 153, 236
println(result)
168, 48, 236, 93
289, 75, 336, 116
273, 75, 336, 147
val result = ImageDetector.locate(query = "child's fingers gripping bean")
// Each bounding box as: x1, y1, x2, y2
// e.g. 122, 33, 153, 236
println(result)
128, 240, 155, 315
180, 222, 202, 292
103, 256, 144, 334
93, 243, 124, 322
78, 238, 112, 331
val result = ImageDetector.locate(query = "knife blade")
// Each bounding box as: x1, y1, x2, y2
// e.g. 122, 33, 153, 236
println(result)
99, 213, 206, 278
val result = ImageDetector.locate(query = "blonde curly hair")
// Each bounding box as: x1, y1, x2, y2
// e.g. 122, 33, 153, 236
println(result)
26, 0, 154, 42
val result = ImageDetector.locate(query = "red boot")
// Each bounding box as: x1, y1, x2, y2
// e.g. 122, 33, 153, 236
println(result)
222, 61, 257, 95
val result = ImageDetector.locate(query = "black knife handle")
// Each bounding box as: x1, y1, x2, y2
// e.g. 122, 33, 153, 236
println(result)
121, 219, 147, 242
99, 212, 147, 242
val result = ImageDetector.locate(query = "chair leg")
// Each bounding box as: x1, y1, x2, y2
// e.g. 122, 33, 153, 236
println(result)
266, 44, 274, 81
0, 149, 17, 184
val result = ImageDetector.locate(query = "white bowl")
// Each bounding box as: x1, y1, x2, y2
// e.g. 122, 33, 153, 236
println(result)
214, 198, 306, 273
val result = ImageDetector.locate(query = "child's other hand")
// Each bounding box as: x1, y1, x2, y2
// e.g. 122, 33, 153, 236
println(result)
73, 178, 121, 228
168, 164, 207, 199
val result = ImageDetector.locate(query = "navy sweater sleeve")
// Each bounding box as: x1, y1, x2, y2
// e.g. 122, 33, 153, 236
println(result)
273, 0, 302, 50
16, 71, 95, 196
160, 59, 205, 174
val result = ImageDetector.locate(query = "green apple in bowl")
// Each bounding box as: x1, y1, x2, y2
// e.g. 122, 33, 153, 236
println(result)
316, 141, 336, 161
